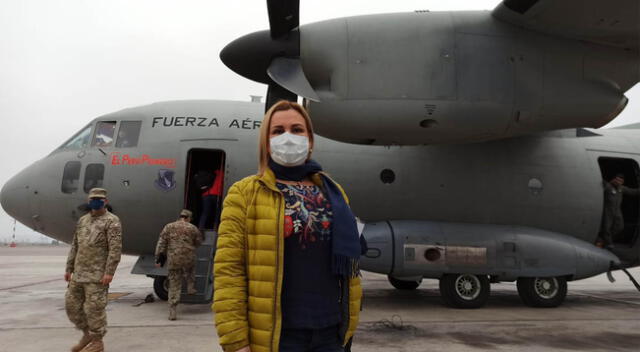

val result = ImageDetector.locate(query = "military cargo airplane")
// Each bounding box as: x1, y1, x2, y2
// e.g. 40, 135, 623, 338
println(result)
2, 0, 640, 309
1, 98, 638, 309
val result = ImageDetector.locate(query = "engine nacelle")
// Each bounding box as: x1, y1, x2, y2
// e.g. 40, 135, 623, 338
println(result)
361, 220, 620, 281
301, 12, 634, 145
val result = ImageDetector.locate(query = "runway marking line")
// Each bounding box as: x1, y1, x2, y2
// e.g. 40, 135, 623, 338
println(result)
108, 292, 131, 301
0, 278, 60, 291
572, 292, 640, 306
0, 265, 133, 291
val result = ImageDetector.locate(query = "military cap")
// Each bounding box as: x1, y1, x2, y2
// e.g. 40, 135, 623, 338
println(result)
88, 188, 108, 199
180, 209, 193, 218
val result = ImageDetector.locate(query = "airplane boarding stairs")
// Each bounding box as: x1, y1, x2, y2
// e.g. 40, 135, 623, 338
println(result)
131, 230, 216, 304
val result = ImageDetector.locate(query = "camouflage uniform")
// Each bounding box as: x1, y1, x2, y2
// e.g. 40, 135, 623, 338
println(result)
601, 183, 640, 245
65, 211, 122, 337
155, 220, 202, 307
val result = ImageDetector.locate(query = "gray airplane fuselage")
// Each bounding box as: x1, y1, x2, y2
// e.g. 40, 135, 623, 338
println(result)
2, 99, 639, 274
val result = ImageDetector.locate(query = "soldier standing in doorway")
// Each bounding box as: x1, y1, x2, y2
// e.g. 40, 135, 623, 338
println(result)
599, 174, 640, 248
155, 209, 203, 320
64, 188, 122, 352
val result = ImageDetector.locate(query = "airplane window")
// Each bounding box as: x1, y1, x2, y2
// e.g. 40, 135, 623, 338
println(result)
83, 164, 105, 193
116, 121, 142, 148
61, 125, 92, 149
61, 161, 81, 194
92, 121, 117, 147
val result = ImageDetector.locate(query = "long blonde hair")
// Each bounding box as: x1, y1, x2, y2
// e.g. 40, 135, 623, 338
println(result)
257, 100, 315, 175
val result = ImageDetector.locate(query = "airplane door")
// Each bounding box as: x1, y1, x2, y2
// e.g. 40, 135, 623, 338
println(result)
183, 148, 226, 230
178, 146, 226, 303
591, 154, 640, 266
596, 156, 640, 248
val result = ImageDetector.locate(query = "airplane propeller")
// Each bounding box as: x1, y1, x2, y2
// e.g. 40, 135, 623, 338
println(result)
219, 0, 319, 111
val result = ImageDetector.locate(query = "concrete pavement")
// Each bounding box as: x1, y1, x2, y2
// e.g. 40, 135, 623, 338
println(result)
1, 245, 639, 352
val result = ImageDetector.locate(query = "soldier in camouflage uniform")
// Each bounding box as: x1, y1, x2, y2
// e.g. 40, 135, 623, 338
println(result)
64, 188, 122, 352
155, 209, 202, 320
599, 174, 640, 247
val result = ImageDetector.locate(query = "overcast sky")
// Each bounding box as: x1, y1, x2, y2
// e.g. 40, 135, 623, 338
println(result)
1, 0, 639, 242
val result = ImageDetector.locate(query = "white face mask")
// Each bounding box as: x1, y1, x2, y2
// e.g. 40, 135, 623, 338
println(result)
270, 132, 310, 167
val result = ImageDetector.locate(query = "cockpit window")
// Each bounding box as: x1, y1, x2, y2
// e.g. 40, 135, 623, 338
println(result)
92, 121, 117, 147
61, 161, 81, 194
61, 125, 92, 149
116, 121, 142, 148
83, 164, 105, 193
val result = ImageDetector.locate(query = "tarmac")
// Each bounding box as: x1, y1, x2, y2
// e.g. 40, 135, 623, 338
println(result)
0, 245, 639, 352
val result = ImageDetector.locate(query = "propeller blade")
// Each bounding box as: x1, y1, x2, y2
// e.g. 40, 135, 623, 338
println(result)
265, 84, 298, 112
267, 57, 319, 102
222, 0, 313, 112
267, 0, 300, 39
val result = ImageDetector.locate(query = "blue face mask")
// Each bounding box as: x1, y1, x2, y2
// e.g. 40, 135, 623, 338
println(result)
88, 198, 105, 210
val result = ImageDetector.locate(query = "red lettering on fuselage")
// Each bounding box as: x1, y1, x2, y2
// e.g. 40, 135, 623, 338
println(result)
110, 152, 176, 168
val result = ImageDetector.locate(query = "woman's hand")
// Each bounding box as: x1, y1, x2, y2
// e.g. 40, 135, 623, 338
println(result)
235, 346, 251, 352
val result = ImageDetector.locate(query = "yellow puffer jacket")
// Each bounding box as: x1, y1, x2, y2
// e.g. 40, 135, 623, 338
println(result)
213, 168, 362, 352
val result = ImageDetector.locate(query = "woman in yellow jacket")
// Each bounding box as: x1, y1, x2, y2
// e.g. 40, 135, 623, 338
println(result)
213, 101, 362, 352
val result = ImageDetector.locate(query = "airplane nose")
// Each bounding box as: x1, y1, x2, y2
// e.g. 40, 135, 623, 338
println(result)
1, 172, 31, 226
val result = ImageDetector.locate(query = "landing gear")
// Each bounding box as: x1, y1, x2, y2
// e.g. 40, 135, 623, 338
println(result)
439, 273, 490, 308
517, 276, 567, 308
153, 276, 169, 301
388, 275, 422, 290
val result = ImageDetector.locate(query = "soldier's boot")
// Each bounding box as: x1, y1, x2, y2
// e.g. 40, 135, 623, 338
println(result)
169, 305, 177, 320
70, 330, 91, 352
80, 336, 104, 352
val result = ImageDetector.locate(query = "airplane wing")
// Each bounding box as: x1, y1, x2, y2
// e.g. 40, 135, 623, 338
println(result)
492, 0, 640, 49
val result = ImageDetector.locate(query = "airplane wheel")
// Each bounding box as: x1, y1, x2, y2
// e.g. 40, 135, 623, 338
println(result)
153, 276, 169, 301
439, 273, 490, 309
388, 275, 422, 290
517, 276, 567, 308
